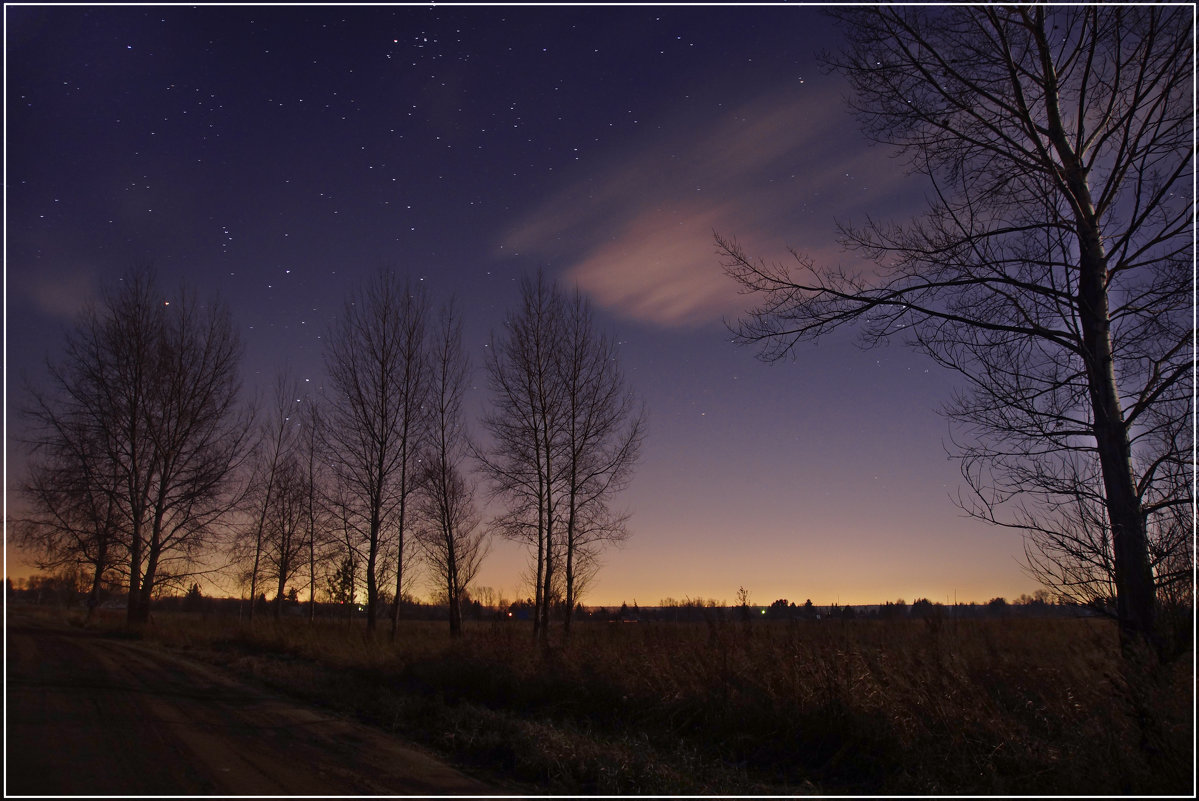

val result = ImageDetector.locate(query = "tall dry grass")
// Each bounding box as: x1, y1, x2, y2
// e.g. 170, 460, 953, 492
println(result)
119, 611, 1192, 794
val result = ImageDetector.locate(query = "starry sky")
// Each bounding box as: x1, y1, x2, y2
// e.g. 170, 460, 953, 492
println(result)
5, 3, 1043, 607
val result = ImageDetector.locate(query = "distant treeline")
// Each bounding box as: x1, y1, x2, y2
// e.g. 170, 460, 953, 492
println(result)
607, 596, 1090, 622
8, 574, 1092, 623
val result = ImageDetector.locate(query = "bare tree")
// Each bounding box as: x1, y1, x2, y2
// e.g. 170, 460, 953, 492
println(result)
251, 455, 309, 619
478, 272, 643, 641
244, 371, 301, 622
720, 6, 1191, 653
297, 398, 336, 622
321, 270, 429, 633
14, 416, 124, 622
387, 283, 429, 639
1017, 407, 1192, 641
556, 288, 644, 635
477, 272, 566, 642
21, 267, 249, 626
415, 301, 488, 637
325, 483, 363, 624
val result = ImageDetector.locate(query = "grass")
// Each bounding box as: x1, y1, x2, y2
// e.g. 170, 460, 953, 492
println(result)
59, 608, 1196, 794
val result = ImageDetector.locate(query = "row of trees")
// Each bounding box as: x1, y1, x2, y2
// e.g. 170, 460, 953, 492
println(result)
16, 7, 1189, 659
15, 268, 643, 639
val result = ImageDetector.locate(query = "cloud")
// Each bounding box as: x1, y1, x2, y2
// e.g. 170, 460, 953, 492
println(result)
503, 84, 919, 328
562, 201, 748, 327
22, 266, 97, 320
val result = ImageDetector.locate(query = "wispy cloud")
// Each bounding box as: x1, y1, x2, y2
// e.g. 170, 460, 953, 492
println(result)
503, 84, 918, 328
22, 266, 96, 320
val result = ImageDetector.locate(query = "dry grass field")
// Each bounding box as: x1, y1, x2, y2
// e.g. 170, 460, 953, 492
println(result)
61, 609, 1194, 794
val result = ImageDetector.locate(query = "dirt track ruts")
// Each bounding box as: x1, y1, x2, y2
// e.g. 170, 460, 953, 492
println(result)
5, 613, 499, 795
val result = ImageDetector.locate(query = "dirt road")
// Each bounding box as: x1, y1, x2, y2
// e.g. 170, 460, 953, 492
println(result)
5, 614, 499, 795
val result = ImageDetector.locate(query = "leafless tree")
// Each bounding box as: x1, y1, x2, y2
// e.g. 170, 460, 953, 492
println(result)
415, 302, 488, 636
478, 272, 643, 642
1016, 405, 1192, 643
20, 267, 249, 626
325, 483, 363, 624
720, 6, 1191, 653
478, 272, 566, 642
386, 283, 430, 638
321, 270, 429, 633
297, 398, 336, 622
260, 456, 313, 619
556, 288, 644, 634
14, 416, 124, 622
244, 371, 301, 622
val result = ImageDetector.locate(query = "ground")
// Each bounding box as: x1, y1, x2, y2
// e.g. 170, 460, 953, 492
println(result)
5, 609, 499, 795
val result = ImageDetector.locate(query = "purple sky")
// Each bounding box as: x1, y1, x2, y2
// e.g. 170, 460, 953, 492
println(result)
5, 4, 1041, 606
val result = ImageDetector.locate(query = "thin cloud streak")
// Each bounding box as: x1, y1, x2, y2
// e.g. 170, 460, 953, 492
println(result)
22, 267, 97, 321
504, 84, 918, 328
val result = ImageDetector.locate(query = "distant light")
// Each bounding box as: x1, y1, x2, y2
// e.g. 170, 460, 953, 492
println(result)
163, 301, 170, 306
760, 609, 766, 614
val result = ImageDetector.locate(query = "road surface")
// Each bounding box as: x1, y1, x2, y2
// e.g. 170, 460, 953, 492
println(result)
5, 613, 499, 795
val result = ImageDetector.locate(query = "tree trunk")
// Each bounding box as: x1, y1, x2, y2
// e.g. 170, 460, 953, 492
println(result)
132, 541, 160, 627
533, 480, 545, 641
1077, 243, 1156, 650
563, 496, 576, 638
307, 454, 316, 624
390, 472, 408, 640
127, 520, 144, 626
274, 562, 287, 621
84, 544, 106, 625
539, 428, 555, 644
540, 519, 554, 643
365, 521, 379, 632
1034, 21, 1157, 652
447, 534, 461, 637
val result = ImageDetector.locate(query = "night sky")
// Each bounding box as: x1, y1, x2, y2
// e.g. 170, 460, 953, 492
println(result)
5, 4, 1042, 607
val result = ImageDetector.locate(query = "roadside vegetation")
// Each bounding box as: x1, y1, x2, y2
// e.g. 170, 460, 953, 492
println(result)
28, 604, 1192, 795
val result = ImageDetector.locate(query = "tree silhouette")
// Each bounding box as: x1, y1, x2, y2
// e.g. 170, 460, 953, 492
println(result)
477, 272, 642, 642
721, 6, 1191, 653
322, 270, 429, 633
555, 288, 644, 635
415, 301, 488, 637
22, 267, 248, 626
243, 370, 301, 622
298, 399, 334, 623
477, 272, 566, 642
15, 413, 123, 623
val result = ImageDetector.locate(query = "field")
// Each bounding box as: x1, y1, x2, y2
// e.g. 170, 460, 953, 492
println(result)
58, 609, 1194, 795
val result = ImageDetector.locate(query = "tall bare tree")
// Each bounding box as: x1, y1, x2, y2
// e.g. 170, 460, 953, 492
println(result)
15, 415, 124, 622
478, 272, 643, 641
21, 267, 249, 626
261, 456, 313, 619
387, 283, 429, 638
556, 288, 644, 635
297, 398, 334, 622
720, 6, 1191, 652
244, 371, 301, 622
415, 301, 488, 637
478, 272, 565, 642
322, 270, 428, 632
